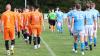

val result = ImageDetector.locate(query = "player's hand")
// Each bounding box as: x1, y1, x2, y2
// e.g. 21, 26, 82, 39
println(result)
0, 30, 3, 34
70, 28, 73, 33
94, 26, 96, 30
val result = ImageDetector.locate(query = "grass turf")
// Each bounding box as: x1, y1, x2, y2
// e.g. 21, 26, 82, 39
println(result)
0, 21, 100, 56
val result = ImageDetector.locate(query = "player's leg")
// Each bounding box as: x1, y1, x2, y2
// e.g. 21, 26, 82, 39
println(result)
18, 31, 20, 38
17, 26, 21, 38
73, 35, 78, 53
60, 22, 63, 32
53, 20, 56, 32
5, 40, 10, 55
23, 29, 28, 43
49, 19, 52, 31
28, 26, 32, 44
29, 35, 32, 44
56, 22, 59, 32
33, 28, 38, 49
28, 27, 32, 45
50, 20, 54, 32
37, 27, 42, 48
93, 24, 97, 47
10, 29, 15, 55
72, 31, 78, 53
84, 25, 88, 50
22, 29, 24, 36
89, 25, 93, 51
50, 20, 55, 32
57, 22, 62, 32
23, 32, 28, 43
4, 29, 10, 55
79, 30, 85, 55
48, 19, 51, 29
93, 31, 97, 47
10, 39, 15, 55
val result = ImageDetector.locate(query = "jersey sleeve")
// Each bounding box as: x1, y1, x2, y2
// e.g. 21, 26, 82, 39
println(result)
93, 10, 99, 21
40, 13, 43, 25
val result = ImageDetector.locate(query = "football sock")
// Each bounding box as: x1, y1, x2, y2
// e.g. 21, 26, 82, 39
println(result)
33, 37, 38, 45
5, 40, 9, 50
37, 37, 41, 44
85, 41, 88, 47
29, 36, 32, 44
81, 42, 85, 51
74, 43, 77, 50
18, 31, 20, 38
94, 37, 97, 46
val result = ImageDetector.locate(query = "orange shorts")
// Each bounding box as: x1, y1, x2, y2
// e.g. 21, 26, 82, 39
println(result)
4, 28, 15, 40
28, 25, 32, 35
32, 25, 42, 36
18, 25, 22, 32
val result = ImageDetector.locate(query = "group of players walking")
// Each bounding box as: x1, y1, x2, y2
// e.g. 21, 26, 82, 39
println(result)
0, 1, 99, 56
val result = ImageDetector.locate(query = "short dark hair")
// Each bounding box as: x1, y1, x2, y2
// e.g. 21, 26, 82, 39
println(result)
34, 5, 39, 9
75, 3, 81, 10
86, 3, 90, 9
90, 2, 95, 8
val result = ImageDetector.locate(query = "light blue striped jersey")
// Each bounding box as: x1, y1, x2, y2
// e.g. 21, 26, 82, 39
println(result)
56, 11, 64, 22
90, 8, 100, 21
72, 10, 85, 31
84, 9, 94, 25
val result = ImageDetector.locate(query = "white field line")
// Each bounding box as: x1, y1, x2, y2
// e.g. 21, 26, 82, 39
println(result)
41, 38, 56, 56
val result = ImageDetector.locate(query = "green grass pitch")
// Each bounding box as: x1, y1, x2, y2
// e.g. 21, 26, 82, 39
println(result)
0, 21, 100, 56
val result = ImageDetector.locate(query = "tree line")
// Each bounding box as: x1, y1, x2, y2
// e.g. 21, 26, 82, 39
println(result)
0, 0, 100, 13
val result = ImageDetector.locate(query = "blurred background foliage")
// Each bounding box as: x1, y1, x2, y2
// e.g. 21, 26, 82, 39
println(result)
0, 0, 100, 13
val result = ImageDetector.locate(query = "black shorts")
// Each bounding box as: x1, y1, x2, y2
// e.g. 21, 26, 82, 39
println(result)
49, 20, 56, 26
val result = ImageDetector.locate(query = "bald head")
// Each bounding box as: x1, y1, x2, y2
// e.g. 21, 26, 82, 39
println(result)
6, 4, 11, 11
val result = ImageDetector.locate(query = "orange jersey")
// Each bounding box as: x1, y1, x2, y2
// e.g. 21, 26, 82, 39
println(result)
31, 11, 43, 26
1, 11, 16, 29
22, 12, 31, 27
17, 13, 23, 26
1, 11, 16, 40
17, 13, 23, 31
21, 11, 32, 32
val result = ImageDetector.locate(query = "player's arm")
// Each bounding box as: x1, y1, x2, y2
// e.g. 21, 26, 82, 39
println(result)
0, 13, 5, 33
67, 16, 70, 25
62, 12, 65, 25
63, 13, 68, 26
71, 17, 74, 32
13, 12, 18, 31
66, 12, 71, 27
93, 15, 97, 30
84, 13, 86, 26
97, 12, 100, 26
41, 13, 45, 31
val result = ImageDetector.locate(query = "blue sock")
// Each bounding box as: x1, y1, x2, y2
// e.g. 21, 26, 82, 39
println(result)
57, 25, 59, 31
81, 42, 85, 51
85, 41, 88, 47
74, 43, 78, 50
89, 36, 92, 44
94, 37, 97, 45
59, 26, 62, 32
78, 35, 80, 42
60, 26, 63, 32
